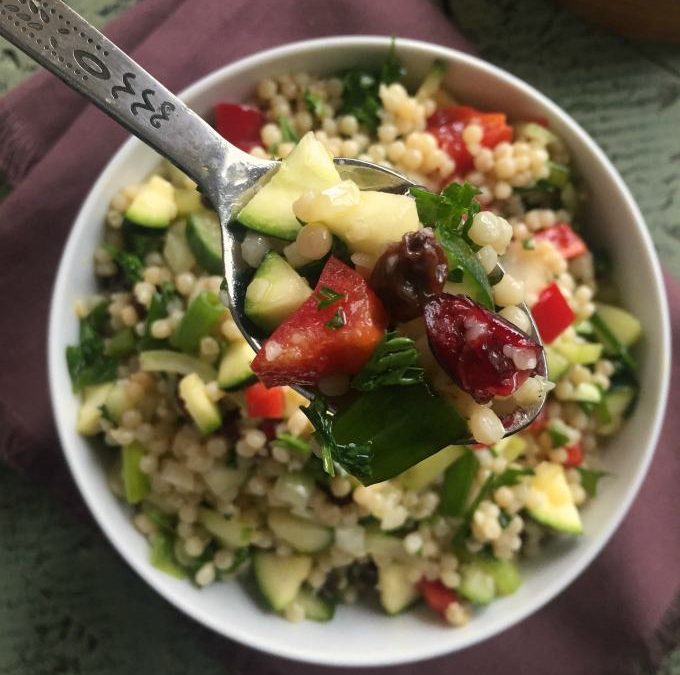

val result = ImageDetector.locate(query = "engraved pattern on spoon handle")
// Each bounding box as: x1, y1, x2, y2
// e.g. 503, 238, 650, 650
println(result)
0, 0, 230, 190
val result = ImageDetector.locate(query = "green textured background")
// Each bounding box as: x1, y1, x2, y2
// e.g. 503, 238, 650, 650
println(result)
1, 1, 679, 673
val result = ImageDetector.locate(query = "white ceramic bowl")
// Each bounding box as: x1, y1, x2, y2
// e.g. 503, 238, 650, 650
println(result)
48, 36, 671, 667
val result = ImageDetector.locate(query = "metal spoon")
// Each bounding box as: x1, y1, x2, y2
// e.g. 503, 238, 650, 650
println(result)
0, 0, 546, 437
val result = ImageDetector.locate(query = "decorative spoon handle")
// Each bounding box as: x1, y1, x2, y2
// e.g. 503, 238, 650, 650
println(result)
0, 0, 232, 195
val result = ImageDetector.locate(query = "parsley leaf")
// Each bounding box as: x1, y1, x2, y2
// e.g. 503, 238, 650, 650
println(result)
577, 468, 608, 497
316, 286, 345, 310
138, 282, 177, 351
304, 89, 329, 118
66, 301, 118, 392
352, 331, 424, 391
339, 38, 405, 131
453, 466, 534, 544
277, 115, 299, 144
324, 309, 346, 330
411, 182, 494, 309
103, 244, 144, 287
301, 397, 373, 482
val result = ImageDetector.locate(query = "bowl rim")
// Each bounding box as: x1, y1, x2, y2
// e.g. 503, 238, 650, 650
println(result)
48, 35, 671, 667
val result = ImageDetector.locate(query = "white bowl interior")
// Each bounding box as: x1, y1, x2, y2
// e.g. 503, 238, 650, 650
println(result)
48, 37, 670, 667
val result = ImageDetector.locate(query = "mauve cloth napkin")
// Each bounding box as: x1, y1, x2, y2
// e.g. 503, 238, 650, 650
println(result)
0, 1, 678, 673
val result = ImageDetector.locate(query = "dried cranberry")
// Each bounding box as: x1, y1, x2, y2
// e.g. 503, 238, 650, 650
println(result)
370, 228, 448, 322
423, 293, 543, 403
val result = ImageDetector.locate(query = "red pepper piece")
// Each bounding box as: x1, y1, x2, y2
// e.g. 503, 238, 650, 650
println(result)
252, 257, 388, 388
418, 579, 458, 615
427, 105, 513, 178
214, 102, 265, 152
534, 223, 587, 259
564, 443, 583, 467
531, 282, 575, 344
244, 382, 285, 419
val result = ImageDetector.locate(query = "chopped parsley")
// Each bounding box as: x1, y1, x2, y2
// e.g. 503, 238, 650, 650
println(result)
523, 237, 535, 250
316, 286, 345, 310
273, 433, 311, 457
411, 182, 494, 309
104, 244, 144, 286
577, 467, 608, 497
352, 332, 424, 391
66, 301, 118, 392
277, 115, 299, 144
338, 37, 404, 131
301, 396, 373, 482
324, 308, 346, 330
304, 89, 329, 118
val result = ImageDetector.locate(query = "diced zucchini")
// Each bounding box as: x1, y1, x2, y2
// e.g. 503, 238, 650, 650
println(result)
365, 525, 404, 561
514, 121, 559, 148
527, 461, 582, 534
458, 564, 496, 604
186, 211, 223, 274
459, 557, 521, 602
271, 471, 315, 511
571, 382, 602, 403
163, 220, 196, 274
238, 132, 341, 240
178, 373, 222, 435
170, 291, 225, 353
202, 465, 248, 499
545, 345, 569, 381
76, 383, 114, 435
553, 338, 603, 365
595, 303, 642, 348
197, 507, 251, 548
494, 435, 527, 462
244, 251, 312, 332
125, 175, 177, 229
149, 533, 187, 579
377, 562, 419, 615
475, 558, 521, 596
139, 350, 217, 382
295, 587, 335, 622
267, 508, 333, 553
121, 441, 150, 504
174, 188, 203, 216
253, 551, 312, 611
217, 340, 256, 390
398, 445, 464, 491
605, 385, 636, 418
547, 161, 570, 188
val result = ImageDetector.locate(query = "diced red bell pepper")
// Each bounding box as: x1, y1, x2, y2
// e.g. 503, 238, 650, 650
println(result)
251, 257, 388, 388
244, 382, 285, 419
214, 102, 265, 152
427, 105, 513, 177
564, 443, 583, 468
534, 223, 587, 259
418, 579, 458, 615
531, 282, 575, 344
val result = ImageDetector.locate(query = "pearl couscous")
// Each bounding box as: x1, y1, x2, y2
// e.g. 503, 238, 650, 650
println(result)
69, 48, 642, 626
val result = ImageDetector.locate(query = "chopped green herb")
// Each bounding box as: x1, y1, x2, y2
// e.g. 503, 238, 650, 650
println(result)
522, 237, 535, 250
99, 404, 115, 423
339, 38, 404, 131
66, 301, 118, 392
304, 89, 328, 118
316, 286, 345, 310
149, 533, 187, 579
138, 282, 177, 351
411, 182, 494, 309
324, 308, 346, 330
440, 449, 480, 517
548, 422, 571, 448
105, 327, 137, 358
104, 244, 144, 286
222, 547, 250, 575
273, 433, 311, 457
577, 467, 608, 497
591, 312, 637, 372
277, 115, 299, 144
454, 466, 534, 544
301, 396, 373, 482
352, 331, 424, 391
